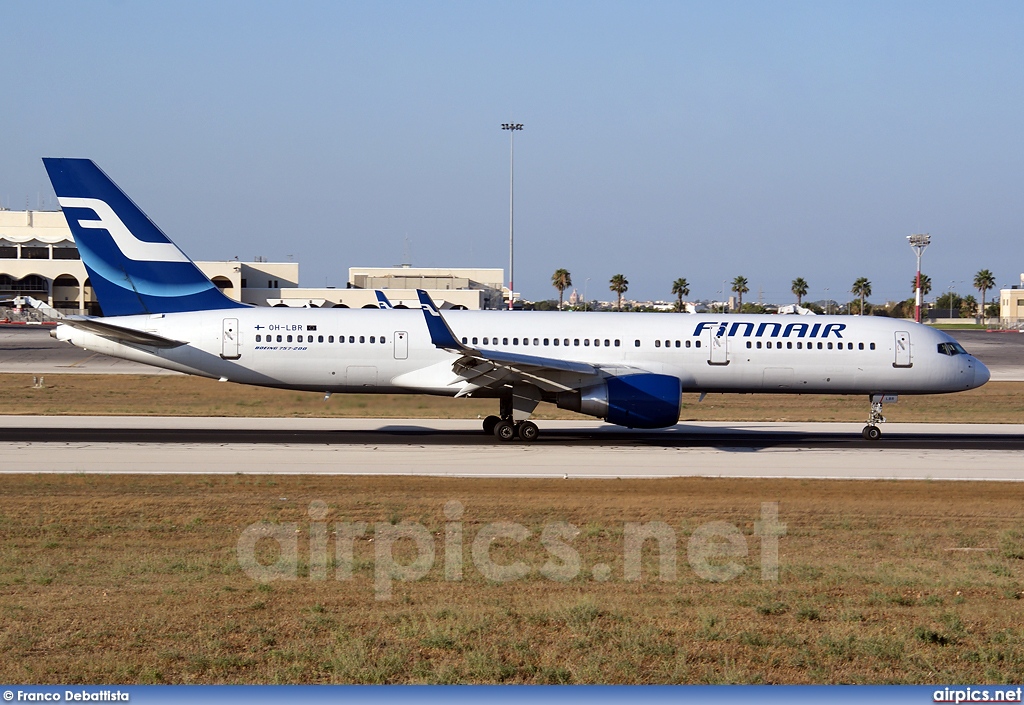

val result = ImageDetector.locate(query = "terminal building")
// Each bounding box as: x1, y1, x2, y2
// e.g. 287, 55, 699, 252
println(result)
0, 208, 505, 314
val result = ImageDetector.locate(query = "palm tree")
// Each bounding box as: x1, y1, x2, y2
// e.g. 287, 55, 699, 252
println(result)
671, 278, 690, 312
911, 273, 932, 297
852, 277, 872, 315
551, 268, 572, 311
731, 276, 749, 312
791, 277, 808, 305
974, 269, 996, 322
609, 274, 628, 311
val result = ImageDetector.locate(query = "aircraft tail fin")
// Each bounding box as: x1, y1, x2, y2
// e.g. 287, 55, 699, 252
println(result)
42, 158, 247, 317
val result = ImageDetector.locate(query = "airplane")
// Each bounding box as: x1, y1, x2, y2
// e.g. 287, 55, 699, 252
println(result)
41, 157, 990, 442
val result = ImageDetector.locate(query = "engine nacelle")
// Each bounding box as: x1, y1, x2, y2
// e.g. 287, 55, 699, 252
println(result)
557, 374, 682, 429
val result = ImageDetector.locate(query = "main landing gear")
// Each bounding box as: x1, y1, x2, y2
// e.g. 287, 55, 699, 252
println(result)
482, 415, 539, 442
483, 383, 543, 442
862, 397, 885, 441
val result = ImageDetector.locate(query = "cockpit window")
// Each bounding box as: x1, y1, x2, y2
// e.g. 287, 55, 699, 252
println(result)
937, 342, 969, 356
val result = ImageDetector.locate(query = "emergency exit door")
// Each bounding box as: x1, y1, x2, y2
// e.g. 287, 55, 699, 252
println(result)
221, 318, 240, 359
394, 331, 408, 360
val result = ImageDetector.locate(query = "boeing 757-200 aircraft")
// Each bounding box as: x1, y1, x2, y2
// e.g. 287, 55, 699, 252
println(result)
41, 158, 989, 442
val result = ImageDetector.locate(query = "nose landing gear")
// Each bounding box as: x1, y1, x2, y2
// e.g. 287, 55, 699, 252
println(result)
862, 397, 886, 440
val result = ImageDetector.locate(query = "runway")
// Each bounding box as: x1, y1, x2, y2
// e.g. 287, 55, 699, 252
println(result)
4, 417, 1023, 480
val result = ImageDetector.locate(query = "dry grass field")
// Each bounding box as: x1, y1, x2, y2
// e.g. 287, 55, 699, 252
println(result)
2, 374, 1024, 422
2, 475, 1024, 684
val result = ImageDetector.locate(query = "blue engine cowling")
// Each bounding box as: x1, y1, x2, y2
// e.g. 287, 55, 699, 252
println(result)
556, 374, 682, 429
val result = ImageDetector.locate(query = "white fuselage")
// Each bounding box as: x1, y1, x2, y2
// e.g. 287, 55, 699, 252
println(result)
54, 308, 988, 399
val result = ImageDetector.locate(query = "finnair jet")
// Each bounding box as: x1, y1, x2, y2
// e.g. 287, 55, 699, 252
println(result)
42, 158, 989, 442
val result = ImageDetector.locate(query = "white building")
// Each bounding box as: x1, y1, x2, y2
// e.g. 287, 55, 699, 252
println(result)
0, 208, 502, 314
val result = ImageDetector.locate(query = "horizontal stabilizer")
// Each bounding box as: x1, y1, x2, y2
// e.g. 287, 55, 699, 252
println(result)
59, 318, 187, 347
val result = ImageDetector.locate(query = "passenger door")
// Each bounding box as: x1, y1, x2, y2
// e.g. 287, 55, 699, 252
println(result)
221, 318, 240, 360
708, 327, 729, 365
893, 330, 912, 368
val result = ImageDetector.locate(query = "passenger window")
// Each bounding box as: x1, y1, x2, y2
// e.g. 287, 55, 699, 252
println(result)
482, 338, 488, 345
349, 336, 355, 343
533, 338, 539, 346
318, 335, 323, 343
796, 342, 802, 349
827, 342, 833, 350
575, 339, 581, 346
817, 342, 823, 349
277, 335, 282, 342
870, 342, 876, 350
605, 340, 610, 347
655, 340, 662, 348
584, 339, 590, 346
329, 336, 334, 343
685, 340, 691, 348
513, 338, 519, 345
554, 338, 560, 346
787, 342, 793, 349
256, 334, 261, 342
858, 342, 863, 350
746, 341, 751, 349
524, 338, 529, 346
503, 338, 509, 345
565, 339, 570, 346
615, 340, 620, 347
370, 336, 376, 344
695, 341, 701, 348
287, 335, 293, 343
675, 340, 680, 348
462, 337, 468, 344
359, 336, 365, 343
380, 336, 385, 344
544, 338, 549, 346
472, 337, 478, 345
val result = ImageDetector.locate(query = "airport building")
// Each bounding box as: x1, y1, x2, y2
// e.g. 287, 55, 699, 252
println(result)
0, 208, 504, 314
999, 275, 1024, 328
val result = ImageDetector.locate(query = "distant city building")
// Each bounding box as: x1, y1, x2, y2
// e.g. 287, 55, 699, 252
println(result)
0, 208, 502, 314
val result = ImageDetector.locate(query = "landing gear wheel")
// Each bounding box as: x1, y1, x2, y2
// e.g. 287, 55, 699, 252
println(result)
483, 415, 501, 435
862, 425, 881, 441
517, 420, 539, 442
494, 420, 517, 442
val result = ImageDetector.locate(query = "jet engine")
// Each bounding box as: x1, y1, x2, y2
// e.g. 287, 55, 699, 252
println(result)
556, 374, 682, 429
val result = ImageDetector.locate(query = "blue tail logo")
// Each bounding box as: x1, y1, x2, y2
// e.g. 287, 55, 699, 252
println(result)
43, 158, 246, 317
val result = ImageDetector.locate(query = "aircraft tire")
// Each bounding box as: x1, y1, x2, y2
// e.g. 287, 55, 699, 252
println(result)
517, 421, 539, 442
483, 415, 501, 435
494, 420, 517, 442
863, 425, 881, 441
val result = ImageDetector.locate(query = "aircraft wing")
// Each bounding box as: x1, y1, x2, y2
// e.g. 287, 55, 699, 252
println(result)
57, 318, 188, 348
416, 289, 639, 395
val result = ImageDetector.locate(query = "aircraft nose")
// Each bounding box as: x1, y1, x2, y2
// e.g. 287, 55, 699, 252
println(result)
974, 358, 991, 387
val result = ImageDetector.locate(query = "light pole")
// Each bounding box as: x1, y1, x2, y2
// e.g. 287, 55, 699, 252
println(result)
584, 277, 590, 312
501, 122, 523, 310
949, 280, 956, 319
824, 287, 830, 315
907, 233, 930, 323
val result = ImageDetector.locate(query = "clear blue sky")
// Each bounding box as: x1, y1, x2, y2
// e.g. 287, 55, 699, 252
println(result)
2, 1, 1021, 304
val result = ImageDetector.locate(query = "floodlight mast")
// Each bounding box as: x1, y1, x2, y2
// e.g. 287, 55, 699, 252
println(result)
907, 233, 930, 323
501, 123, 524, 310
